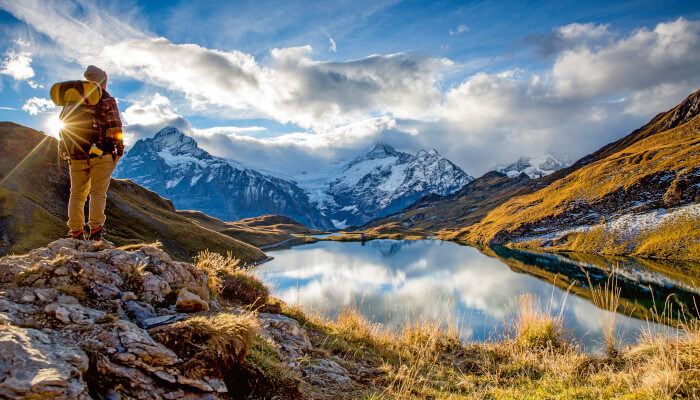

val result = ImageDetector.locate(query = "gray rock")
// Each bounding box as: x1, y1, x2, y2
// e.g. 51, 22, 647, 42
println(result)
0, 325, 89, 399
114, 319, 180, 366
121, 291, 137, 302
57, 294, 79, 304
140, 314, 186, 329
259, 313, 312, 367
125, 300, 157, 323
34, 288, 57, 303
19, 293, 36, 303
174, 289, 209, 313
142, 272, 171, 303
44, 303, 72, 324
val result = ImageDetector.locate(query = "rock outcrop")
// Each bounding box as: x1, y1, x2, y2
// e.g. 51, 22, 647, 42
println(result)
0, 239, 229, 398
0, 239, 363, 399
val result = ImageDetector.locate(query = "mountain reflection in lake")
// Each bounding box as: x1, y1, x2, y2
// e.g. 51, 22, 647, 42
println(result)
253, 240, 700, 351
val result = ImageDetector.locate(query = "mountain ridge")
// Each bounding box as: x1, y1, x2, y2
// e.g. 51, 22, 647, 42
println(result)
117, 130, 474, 229
360, 88, 700, 261
496, 154, 571, 179
293, 142, 474, 228
114, 127, 335, 230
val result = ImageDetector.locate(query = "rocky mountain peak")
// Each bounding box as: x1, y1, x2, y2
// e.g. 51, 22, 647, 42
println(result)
359, 142, 400, 160
151, 126, 201, 155
497, 154, 571, 179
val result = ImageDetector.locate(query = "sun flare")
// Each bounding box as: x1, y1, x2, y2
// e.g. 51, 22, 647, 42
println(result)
45, 113, 64, 139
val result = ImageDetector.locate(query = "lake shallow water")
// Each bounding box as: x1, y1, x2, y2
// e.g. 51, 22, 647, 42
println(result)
253, 239, 699, 352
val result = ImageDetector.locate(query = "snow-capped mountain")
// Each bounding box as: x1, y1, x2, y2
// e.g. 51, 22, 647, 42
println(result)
497, 154, 571, 179
293, 143, 474, 228
113, 127, 334, 230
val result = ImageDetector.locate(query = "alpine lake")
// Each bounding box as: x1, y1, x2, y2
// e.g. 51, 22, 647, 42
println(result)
252, 239, 700, 352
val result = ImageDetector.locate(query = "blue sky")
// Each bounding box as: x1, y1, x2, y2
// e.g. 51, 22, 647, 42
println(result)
1, 0, 699, 175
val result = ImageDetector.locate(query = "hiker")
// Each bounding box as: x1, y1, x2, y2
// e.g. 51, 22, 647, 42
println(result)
57, 65, 124, 241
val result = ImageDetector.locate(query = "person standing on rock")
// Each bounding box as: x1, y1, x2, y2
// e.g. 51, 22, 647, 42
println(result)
57, 65, 124, 241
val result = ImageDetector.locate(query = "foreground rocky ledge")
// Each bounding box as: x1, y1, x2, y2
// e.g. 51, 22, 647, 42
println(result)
0, 239, 360, 399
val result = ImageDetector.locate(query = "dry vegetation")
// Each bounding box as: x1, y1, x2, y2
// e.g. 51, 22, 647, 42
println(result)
279, 290, 700, 399
151, 312, 259, 379
195, 250, 270, 308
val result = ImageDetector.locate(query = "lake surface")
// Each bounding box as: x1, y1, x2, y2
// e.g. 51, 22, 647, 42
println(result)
253, 239, 700, 351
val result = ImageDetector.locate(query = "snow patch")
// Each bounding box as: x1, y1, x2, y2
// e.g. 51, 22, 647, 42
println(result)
331, 219, 349, 229
518, 203, 700, 244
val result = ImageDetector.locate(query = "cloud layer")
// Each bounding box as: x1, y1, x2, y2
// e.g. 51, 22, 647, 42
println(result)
1, 0, 699, 175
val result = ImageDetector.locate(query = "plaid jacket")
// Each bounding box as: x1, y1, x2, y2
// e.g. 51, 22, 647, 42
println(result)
96, 91, 124, 156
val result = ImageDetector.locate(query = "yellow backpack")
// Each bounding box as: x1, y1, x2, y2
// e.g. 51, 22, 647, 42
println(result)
50, 81, 104, 158
50, 80, 102, 106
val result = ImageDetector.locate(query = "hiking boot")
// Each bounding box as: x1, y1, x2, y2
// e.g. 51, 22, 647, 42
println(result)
70, 228, 85, 240
89, 226, 105, 241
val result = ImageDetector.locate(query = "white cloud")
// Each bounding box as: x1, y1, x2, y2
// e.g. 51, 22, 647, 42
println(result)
450, 25, 469, 36
22, 97, 55, 115
555, 22, 609, 39
552, 18, 700, 98
0, 50, 34, 80
328, 36, 337, 52
119, 93, 412, 173
102, 37, 451, 131
0, 0, 452, 131
3, 1, 699, 177
0, 0, 145, 63
428, 18, 700, 173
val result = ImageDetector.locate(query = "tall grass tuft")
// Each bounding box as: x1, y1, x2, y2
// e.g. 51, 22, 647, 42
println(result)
508, 293, 565, 351
195, 250, 268, 306
627, 297, 700, 398
586, 267, 622, 357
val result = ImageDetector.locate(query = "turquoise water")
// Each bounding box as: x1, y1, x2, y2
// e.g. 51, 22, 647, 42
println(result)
253, 239, 699, 351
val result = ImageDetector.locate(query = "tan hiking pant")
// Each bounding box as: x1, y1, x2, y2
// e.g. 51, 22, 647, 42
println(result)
67, 154, 116, 232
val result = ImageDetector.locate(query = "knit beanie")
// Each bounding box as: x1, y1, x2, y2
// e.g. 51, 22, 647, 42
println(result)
84, 65, 108, 84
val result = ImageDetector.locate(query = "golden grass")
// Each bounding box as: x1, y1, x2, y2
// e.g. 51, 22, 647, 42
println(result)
587, 269, 622, 357
151, 311, 258, 379
507, 293, 567, 352
277, 291, 700, 399
459, 117, 700, 262
519, 210, 700, 261
57, 284, 88, 302
195, 250, 269, 307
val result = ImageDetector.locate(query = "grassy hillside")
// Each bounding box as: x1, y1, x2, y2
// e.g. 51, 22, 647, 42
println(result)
0, 122, 266, 263
540, 88, 700, 185
179, 212, 324, 248
448, 112, 699, 260
362, 171, 535, 234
